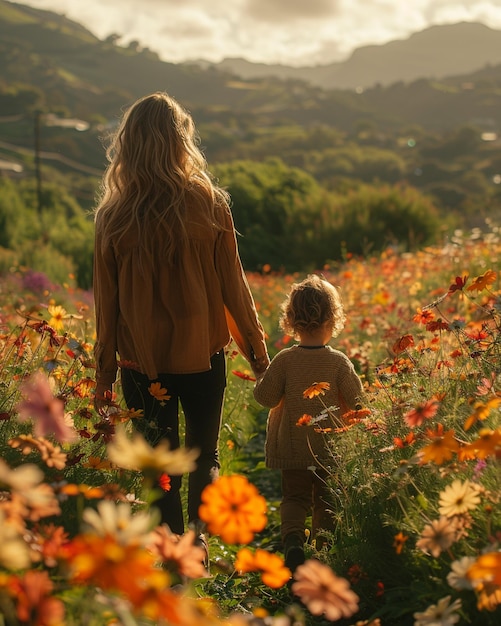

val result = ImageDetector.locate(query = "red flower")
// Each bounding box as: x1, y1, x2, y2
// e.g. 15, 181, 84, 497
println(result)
448, 275, 468, 294
392, 334, 414, 355
232, 370, 256, 382
159, 473, 171, 492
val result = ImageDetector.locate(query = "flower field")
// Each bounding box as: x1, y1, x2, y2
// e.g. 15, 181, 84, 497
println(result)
0, 223, 500, 626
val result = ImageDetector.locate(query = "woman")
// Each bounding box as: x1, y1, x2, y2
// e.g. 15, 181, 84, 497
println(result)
93, 92, 269, 538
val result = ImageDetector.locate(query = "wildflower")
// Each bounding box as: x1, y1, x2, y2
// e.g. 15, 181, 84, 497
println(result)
9, 569, 65, 625
413, 308, 435, 325
467, 551, 501, 588
466, 269, 496, 292
107, 425, 199, 475
438, 479, 481, 517
198, 474, 267, 544
404, 398, 440, 428
392, 334, 414, 354
464, 398, 501, 431
47, 304, 69, 331
448, 275, 468, 294
416, 517, 461, 558
232, 370, 256, 382
148, 382, 171, 403
393, 432, 417, 448
447, 556, 476, 590
63, 532, 172, 613
0, 511, 31, 570
303, 382, 330, 399
393, 531, 408, 555
82, 501, 155, 545
413, 595, 461, 626
147, 526, 209, 579
16, 372, 77, 443
426, 319, 450, 332
418, 426, 460, 465
475, 582, 501, 611
296, 414, 313, 426
9, 434, 68, 470
291, 559, 359, 621
342, 407, 371, 422
462, 428, 501, 459
159, 473, 171, 491
235, 547, 291, 588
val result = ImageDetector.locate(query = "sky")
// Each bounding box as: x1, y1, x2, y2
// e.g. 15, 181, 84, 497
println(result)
12, 0, 501, 67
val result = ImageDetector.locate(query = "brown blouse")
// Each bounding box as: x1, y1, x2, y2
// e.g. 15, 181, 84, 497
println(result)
93, 201, 268, 387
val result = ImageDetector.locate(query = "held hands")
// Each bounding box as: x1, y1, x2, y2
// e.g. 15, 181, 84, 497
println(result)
94, 383, 113, 415
251, 353, 270, 377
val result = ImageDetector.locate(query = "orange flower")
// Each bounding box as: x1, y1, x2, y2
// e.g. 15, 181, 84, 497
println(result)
303, 382, 330, 399
468, 552, 501, 588
296, 414, 313, 426
9, 570, 65, 625
466, 269, 496, 292
413, 308, 435, 325
235, 548, 291, 588
148, 382, 171, 403
393, 532, 408, 555
342, 407, 371, 422
404, 398, 440, 428
198, 475, 267, 544
393, 432, 416, 448
63, 533, 167, 608
392, 334, 414, 355
461, 428, 501, 460
418, 426, 460, 465
464, 397, 501, 431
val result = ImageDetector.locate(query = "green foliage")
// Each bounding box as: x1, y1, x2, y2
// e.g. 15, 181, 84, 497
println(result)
0, 177, 94, 288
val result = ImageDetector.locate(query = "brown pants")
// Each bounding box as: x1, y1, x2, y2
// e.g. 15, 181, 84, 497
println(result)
280, 468, 335, 542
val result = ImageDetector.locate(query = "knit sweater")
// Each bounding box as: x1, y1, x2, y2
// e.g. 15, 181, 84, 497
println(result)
254, 345, 364, 470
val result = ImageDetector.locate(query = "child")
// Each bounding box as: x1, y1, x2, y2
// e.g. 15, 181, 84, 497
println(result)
254, 274, 364, 572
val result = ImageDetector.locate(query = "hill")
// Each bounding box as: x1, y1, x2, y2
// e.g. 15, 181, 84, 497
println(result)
206, 22, 501, 90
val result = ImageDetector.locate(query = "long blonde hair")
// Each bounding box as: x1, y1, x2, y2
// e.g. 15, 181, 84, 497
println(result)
94, 91, 228, 260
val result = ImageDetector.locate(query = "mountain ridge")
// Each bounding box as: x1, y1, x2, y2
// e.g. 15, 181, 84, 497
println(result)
204, 22, 501, 90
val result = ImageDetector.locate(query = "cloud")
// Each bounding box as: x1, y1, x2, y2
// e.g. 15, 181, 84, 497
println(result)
10, 0, 501, 66
243, 0, 341, 23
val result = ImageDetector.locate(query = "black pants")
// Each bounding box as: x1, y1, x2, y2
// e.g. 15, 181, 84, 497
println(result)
121, 351, 226, 534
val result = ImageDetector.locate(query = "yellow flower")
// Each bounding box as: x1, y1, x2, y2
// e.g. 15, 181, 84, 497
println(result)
438, 479, 481, 518
198, 475, 267, 544
303, 382, 331, 399
47, 304, 69, 331
148, 382, 171, 403
235, 548, 291, 588
107, 425, 199, 475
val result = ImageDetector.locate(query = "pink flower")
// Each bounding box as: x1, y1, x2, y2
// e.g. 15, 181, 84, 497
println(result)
16, 373, 77, 443
291, 559, 359, 621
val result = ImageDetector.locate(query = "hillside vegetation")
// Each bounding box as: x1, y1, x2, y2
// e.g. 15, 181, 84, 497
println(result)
1, 0, 501, 287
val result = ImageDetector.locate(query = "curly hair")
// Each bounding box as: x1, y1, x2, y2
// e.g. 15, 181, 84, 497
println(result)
94, 91, 229, 261
279, 274, 346, 338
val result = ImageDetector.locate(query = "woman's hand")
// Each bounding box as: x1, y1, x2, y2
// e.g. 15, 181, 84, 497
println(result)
251, 353, 270, 376
94, 383, 113, 415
